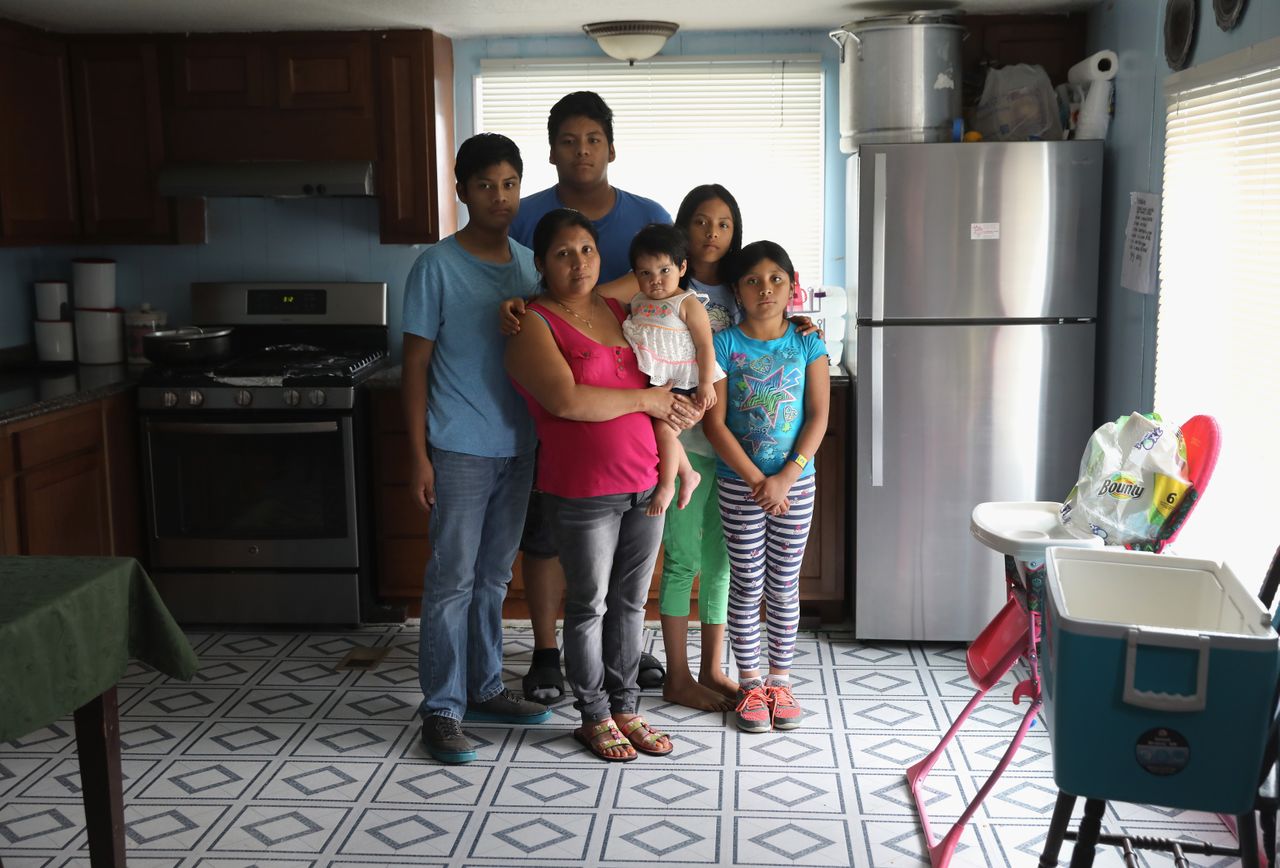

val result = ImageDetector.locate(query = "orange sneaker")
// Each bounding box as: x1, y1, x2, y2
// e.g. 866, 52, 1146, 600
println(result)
765, 681, 805, 730
735, 683, 772, 733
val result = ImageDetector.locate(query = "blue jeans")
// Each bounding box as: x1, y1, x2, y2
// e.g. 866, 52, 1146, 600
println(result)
419, 448, 535, 720
552, 488, 664, 724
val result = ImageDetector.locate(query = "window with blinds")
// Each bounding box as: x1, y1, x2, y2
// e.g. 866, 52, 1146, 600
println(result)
1157, 37, 1280, 590
475, 57, 825, 283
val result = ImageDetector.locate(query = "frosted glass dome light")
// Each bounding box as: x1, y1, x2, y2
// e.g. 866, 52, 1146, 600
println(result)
583, 21, 680, 65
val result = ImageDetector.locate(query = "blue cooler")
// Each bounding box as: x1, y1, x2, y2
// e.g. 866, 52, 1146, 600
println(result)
1041, 547, 1279, 814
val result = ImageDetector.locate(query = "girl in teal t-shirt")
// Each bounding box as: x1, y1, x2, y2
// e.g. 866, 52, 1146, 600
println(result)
704, 240, 830, 734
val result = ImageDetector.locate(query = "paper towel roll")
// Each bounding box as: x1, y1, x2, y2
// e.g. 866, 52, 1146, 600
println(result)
1075, 79, 1113, 140
1068, 50, 1118, 85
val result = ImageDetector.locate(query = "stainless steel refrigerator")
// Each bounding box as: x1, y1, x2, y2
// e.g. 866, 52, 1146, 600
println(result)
849, 141, 1103, 641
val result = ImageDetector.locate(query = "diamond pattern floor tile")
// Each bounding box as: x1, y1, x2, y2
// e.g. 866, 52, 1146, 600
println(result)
0, 626, 1238, 867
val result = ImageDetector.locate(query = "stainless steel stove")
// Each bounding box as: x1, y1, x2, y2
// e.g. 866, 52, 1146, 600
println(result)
138, 282, 397, 626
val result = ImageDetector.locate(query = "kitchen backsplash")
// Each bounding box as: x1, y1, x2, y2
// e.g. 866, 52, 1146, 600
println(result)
0, 197, 429, 359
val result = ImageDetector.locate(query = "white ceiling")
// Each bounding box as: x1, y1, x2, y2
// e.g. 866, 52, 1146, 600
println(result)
0, 0, 1098, 39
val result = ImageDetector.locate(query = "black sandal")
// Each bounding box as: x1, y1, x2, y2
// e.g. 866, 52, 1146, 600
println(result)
637, 651, 666, 689
522, 649, 564, 702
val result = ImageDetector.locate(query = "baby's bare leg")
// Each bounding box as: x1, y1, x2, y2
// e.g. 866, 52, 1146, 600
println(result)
648, 421, 680, 516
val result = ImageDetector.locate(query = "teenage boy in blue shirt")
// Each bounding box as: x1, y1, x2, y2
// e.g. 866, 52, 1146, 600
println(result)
508, 91, 674, 701
402, 133, 551, 764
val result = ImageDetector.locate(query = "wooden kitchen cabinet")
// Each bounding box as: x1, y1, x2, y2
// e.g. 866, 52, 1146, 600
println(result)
70, 40, 205, 244
0, 21, 81, 243
375, 30, 457, 245
371, 387, 432, 601
166, 32, 378, 162
0, 390, 144, 558
797, 377, 850, 622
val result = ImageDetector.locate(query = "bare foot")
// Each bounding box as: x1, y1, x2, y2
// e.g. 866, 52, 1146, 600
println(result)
699, 669, 740, 700
647, 481, 675, 516
675, 467, 701, 510
664, 675, 734, 711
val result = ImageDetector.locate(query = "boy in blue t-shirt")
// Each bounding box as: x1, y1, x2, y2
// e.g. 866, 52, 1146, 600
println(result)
401, 133, 552, 764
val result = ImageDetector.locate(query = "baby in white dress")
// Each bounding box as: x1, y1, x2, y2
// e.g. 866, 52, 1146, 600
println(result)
621, 223, 724, 515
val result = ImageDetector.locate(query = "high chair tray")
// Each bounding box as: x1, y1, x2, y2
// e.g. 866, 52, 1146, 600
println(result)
970, 501, 1103, 562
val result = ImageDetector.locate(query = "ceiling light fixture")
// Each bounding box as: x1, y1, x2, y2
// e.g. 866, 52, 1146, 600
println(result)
582, 20, 679, 66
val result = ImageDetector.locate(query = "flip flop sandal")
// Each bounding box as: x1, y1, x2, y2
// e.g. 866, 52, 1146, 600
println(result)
573, 719, 637, 762
522, 659, 564, 703
637, 651, 666, 689
618, 716, 673, 756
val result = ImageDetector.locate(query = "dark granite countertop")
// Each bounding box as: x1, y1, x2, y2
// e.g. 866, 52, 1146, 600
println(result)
0, 365, 140, 426
368, 363, 854, 389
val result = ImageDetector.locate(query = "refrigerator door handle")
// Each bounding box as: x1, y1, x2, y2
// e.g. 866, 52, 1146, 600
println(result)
872, 151, 887, 322
871, 327, 884, 487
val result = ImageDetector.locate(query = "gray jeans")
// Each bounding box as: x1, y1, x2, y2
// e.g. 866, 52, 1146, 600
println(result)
550, 488, 664, 723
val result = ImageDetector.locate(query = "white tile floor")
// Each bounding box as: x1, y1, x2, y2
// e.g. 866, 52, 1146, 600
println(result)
0, 623, 1236, 867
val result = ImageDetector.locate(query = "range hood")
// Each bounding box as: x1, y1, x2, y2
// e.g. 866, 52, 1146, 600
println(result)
156, 161, 375, 198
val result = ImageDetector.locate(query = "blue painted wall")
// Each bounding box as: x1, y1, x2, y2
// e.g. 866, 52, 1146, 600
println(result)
0, 28, 841, 360
1087, 0, 1280, 420
0, 199, 422, 354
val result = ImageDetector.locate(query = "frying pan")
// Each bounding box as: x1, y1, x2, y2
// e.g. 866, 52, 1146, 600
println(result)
143, 327, 234, 365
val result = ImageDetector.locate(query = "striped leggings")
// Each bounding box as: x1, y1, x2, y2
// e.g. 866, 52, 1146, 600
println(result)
717, 475, 816, 674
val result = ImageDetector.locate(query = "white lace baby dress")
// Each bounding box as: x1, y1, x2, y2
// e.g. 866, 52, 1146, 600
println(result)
622, 290, 723, 390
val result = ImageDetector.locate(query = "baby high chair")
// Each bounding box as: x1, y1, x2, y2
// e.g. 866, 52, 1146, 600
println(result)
906, 415, 1221, 868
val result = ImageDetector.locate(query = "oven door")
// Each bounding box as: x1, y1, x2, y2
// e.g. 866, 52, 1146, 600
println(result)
142, 413, 359, 569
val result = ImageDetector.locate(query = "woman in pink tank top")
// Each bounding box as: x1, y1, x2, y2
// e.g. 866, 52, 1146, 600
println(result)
506, 209, 692, 761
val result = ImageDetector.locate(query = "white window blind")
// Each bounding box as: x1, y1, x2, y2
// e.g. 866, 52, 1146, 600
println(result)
475, 57, 824, 283
1157, 37, 1280, 591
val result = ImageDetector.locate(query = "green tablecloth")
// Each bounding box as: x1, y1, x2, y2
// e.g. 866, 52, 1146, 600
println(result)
0, 556, 198, 742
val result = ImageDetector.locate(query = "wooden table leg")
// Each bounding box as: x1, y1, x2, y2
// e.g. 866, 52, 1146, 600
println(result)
73, 686, 125, 868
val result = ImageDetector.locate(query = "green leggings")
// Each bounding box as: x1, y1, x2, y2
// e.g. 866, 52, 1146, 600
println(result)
658, 451, 730, 622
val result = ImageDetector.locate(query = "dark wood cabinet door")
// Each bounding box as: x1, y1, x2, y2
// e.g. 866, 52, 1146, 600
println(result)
70, 41, 173, 241
0, 23, 80, 243
277, 35, 372, 111
18, 450, 109, 556
375, 30, 456, 244
797, 378, 849, 621
170, 37, 271, 108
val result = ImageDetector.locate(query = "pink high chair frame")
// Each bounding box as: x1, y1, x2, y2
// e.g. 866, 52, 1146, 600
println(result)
905, 415, 1222, 868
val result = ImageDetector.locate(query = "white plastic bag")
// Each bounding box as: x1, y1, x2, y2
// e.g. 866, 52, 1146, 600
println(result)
972, 64, 1065, 142
1059, 412, 1191, 546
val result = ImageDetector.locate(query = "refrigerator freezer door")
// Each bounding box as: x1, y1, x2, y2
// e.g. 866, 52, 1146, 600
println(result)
854, 321, 1095, 640
855, 141, 1102, 321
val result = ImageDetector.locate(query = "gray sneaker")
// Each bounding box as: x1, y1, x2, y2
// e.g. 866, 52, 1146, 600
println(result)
421, 715, 476, 764
466, 687, 552, 724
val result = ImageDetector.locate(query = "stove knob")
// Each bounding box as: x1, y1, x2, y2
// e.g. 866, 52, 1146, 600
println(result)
234, 389, 253, 407
308, 389, 327, 407
186, 390, 205, 407
162, 391, 179, 408
283, 389, 301, 407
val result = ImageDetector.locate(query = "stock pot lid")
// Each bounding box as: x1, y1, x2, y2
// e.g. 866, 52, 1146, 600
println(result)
839, 6, 963, 30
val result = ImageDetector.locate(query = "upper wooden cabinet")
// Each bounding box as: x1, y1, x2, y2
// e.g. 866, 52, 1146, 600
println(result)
0, 23, 204, 245
375, 30, 456, 244
0, 21, 81, 243
70, 40, 203, 243
166, 32, 378, 162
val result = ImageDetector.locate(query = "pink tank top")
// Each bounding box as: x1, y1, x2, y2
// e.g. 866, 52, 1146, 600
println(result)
515, 298, 659, 498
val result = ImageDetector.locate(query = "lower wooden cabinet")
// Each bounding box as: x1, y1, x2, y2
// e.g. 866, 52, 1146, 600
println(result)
371, 377, 851, 621
0, 390, 143, 557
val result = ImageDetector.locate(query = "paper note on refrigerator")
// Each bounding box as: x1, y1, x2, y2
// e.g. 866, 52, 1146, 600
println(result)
1122, 192, 1160, 295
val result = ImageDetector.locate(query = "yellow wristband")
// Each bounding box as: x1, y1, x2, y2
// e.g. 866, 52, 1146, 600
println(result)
791, 453, 808, 470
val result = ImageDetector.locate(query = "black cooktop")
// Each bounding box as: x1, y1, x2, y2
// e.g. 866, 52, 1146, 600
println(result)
141, 344, 387, 388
